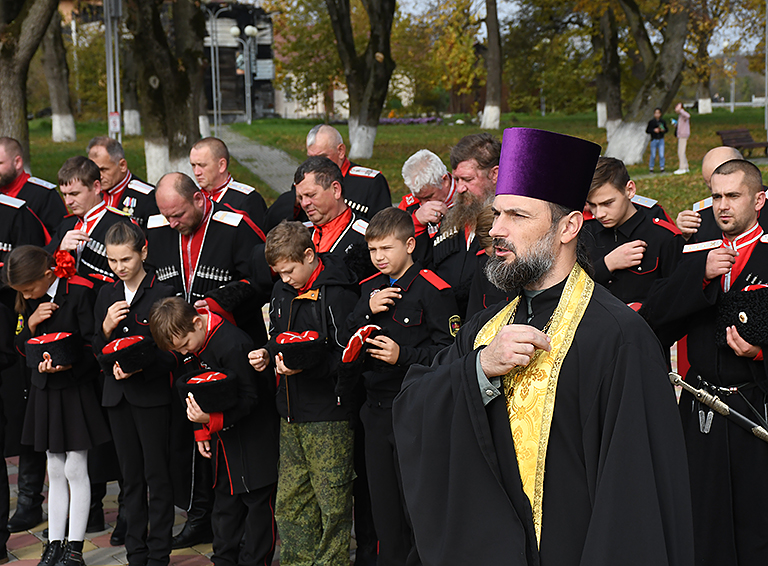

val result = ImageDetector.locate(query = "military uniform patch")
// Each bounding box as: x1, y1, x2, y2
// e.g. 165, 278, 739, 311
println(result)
449, 315, 461, 337
16, 314, 24, 335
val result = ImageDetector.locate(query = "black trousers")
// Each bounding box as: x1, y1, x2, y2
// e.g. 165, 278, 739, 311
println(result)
211, 459, 276, 566
108, 400, 174, 566
360, 403, 420, 566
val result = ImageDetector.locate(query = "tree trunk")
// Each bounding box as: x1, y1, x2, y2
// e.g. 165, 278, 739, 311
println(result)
41, 10, 76, 142
605, 1, 688, 164
127, 0, 202, 183
593, 8, 622, 132
0, 0, 59, 166
480, 0, 501, 130
122, 35, 142, 136
325, 0, 396, 159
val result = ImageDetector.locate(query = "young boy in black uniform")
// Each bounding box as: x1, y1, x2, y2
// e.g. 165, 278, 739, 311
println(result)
149, 297, 279, 566
583, 157, 684, 313
344, 207, 460, 565
248, 221, 359, 566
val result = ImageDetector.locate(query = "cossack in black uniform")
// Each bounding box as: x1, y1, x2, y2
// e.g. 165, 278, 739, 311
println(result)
340, 159, 392, 220
185, 311, 279, 566
346, 263, 459, 565
583, 205, 684, 307
1, 173, 67, 236
47, 205, 135, 288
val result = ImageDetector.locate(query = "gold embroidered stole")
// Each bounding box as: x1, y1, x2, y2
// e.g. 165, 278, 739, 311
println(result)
473, 264, 593, 544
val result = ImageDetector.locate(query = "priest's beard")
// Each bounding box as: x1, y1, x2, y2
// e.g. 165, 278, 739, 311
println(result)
484, 231, 557, 293
441, 190, 490, 234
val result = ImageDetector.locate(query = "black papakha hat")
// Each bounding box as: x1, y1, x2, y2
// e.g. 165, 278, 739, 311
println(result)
716, 286, 768, 347
26, 332, 81, 369
97, 336, 157, 376
266, 330, 326, 371
176, 369, 238, 413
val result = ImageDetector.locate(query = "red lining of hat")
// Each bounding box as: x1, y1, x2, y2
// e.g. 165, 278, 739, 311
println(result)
342, 324, 381, 363
186, 371, 227, 384
102, 336, 144, 354
28, 332, 72, 344
276, 330, 320, 344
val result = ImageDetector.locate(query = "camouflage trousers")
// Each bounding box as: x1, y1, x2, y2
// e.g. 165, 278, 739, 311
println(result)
276, 419, 356, 566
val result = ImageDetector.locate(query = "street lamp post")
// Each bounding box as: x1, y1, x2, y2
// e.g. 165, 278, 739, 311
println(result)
104, 0, 122, 141
230, 25, 258, 125
202, 1, 230, 137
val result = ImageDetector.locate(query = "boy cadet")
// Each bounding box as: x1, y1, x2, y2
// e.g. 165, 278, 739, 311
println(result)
149, 297, 279, 566
345, 208, 459, 565
583, 157, 684, 310
249, 221, 359, 566
48, 156, 134, 288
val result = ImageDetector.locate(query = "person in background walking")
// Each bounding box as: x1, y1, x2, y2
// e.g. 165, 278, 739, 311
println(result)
674, 103, 691, 175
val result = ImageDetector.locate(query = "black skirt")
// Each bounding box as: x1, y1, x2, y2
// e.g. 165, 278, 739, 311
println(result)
22, 380, 111, 453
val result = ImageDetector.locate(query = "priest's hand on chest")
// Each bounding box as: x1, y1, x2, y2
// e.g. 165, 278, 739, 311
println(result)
479, 324, 551, 378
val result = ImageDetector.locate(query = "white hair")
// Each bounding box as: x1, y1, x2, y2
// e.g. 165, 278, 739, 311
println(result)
401, 149, 448, 196
306, 124, 343, 149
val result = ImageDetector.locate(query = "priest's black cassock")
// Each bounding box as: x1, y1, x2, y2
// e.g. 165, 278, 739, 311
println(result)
392, 276, 694, 566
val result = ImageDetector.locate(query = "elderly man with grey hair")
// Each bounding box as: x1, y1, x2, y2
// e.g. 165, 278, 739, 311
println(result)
306, 124, 391, 219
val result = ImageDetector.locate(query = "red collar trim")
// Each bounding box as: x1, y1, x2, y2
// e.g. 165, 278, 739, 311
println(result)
1, 171, 29, 198
194, 197, 214, 235
299, 257, 324, 293
209, 174, 232, 201
196, 308, 223, 353
341, 158, 351, 176
723, 222, 763, 250
313, 207, 352, 253
444, 177, 457, 208
104, 172, 131, 208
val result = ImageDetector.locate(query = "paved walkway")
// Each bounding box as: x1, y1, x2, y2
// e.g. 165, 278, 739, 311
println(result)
218, 126, 299, 195
4, 455, 370, 565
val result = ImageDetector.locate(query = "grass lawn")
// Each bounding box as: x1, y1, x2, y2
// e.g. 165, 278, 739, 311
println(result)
232, 106, 768, 218
25, 108, 768, 218
26, 119, 277, 204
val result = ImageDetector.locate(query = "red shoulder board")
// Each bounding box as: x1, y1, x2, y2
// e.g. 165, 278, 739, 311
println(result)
651, 216, 682, 235
88, 273, 115, 284
582, 209, 595, 220
359, 272, 380, 285
419, 269, 450, 290
68, 275, 94, 288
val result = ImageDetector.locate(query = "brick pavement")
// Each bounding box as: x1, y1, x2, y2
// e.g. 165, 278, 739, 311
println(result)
4, 456, 368, 565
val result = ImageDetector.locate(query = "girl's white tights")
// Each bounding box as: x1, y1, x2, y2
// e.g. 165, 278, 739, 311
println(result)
46, 450, 91, 542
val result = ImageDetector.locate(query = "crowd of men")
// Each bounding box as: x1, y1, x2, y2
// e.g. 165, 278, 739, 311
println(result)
0, 120, 764, 566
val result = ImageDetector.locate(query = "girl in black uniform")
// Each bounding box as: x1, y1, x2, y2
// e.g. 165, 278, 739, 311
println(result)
93, 222, 177, 566
6, 246, 110, 566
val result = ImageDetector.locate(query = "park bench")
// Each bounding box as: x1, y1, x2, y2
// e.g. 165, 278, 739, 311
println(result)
716, 128, 768, 156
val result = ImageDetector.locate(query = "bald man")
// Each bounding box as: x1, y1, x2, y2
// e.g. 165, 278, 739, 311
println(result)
306, 124, 392, 219
675, 146, 767, 242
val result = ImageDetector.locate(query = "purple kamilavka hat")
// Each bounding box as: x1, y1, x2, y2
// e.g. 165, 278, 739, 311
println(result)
496, 128, 602, 211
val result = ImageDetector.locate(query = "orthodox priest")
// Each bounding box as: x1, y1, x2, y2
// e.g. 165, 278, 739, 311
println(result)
392, 128, 694, 566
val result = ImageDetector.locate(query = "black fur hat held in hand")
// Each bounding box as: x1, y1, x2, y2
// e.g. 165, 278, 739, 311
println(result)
267, 330, 326, 371
97, 336, 157, 376
25, 332, 82, 369
176, 369, 239, 413
716, 286, 768, 347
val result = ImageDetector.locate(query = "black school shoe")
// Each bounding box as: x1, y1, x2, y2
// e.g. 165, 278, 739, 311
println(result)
38, 540, 65, 566
54, 542, 84, 566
